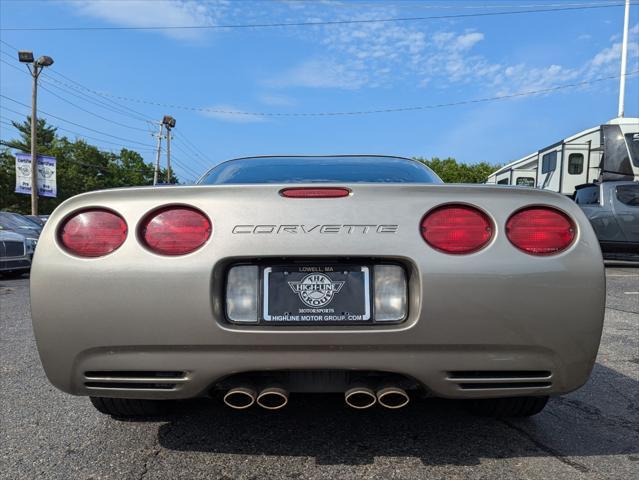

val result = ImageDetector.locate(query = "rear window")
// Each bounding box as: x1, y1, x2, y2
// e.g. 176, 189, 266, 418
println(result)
198, 156, 442, 185
616, 184, 639, 206
574, 185, 600, 205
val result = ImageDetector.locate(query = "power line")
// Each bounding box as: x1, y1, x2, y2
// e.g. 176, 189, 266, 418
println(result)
0, 94, 157, 146
37, 83, 151, 132
0, 113, 157, 151
44, 70, 156, 123
1, 122, 195, 181
170, 139, 210, 172
1, 40, 157, 123
0, 50, 154, 125
0, 3, 632, 31
18, 71, 632, 118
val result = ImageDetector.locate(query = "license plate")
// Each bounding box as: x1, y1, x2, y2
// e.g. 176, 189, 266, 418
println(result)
263, 265, 371, 323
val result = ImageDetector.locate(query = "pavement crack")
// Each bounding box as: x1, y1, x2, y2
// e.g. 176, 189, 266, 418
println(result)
500, 419, 590, 473
553, 396, 639, 434
138, 439, 162, 480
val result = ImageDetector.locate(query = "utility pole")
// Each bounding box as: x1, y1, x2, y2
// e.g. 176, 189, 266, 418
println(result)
17, 51, 54, 215
162, 116, 176, 184
153, 122, 164, 186
166, 129, 172, 183
618, 0, 630, 118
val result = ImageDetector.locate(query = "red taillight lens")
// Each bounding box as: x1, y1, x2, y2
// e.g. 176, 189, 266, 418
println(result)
420, 204, 493, 254
59, 209, 127, 257
141, 206, 211, 255
506, 207, 575, 255
280, 187, 350, 198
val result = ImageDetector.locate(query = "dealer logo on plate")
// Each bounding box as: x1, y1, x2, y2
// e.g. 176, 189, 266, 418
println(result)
288, 273, 345, 308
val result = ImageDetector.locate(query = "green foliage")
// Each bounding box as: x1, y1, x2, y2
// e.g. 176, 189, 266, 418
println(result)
1, 118, 178, 214
414, 157, 501, 184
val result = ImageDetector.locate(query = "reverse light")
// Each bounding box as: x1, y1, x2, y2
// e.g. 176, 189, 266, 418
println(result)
373, 265, 407, 322
140, 206, 211, 255
420, 204, 493, 254
226, 265, 259, 323
506, 207, 575, 255
59, 209, 127, 257
280, 187, 351, 198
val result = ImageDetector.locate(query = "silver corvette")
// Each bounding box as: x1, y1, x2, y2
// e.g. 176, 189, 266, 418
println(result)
30, 155, 605, 418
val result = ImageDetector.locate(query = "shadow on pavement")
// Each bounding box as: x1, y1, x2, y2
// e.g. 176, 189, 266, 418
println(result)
154, 363, 639, 466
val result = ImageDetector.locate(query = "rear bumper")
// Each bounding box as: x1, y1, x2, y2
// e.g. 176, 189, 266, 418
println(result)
73, 343, 585, 400
30, 184, 606, 400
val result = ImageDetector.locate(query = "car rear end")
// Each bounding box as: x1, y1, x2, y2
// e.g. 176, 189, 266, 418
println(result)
30, 181, 605, 411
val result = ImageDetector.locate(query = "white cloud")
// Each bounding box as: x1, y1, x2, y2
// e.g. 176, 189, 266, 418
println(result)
200, 105, 266, 123
258, 93, 296, 107
267, 59, 367, 89
452, 32, 485, 51
67, 0, 228, 40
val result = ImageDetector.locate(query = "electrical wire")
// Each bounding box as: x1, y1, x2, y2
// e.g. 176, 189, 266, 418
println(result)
1, 117, 196, 181
0, 114, 157, 151
9, 71, 630, 118
0, 3, 632, 31
0, 94, 157, 147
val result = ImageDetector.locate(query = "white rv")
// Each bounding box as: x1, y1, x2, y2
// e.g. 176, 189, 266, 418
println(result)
487, 117, 639, 195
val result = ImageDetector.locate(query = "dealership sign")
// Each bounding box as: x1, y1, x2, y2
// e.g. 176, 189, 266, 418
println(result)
15, 153, 57, 198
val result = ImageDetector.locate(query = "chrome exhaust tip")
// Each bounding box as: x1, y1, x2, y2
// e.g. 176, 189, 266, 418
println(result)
256, 387, 289, 410
377, 387, 410, 409
223, 387, 256, 410
345, 386, 377, 409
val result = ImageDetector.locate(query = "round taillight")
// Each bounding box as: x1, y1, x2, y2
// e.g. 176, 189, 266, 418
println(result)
506, 207, 575, 255
140, 206, 211, 255
59, 209, 127, 257
420, 204, 493, 254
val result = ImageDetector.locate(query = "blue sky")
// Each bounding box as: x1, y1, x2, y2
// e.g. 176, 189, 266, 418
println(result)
1, 0, 638, 182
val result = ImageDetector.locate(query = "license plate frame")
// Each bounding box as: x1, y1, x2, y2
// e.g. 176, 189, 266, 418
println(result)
262, 265, 371, 324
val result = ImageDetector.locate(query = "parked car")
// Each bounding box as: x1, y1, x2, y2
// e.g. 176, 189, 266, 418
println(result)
30, 155, 605, 419
574, 181, 639, 260
0, 212, 42, 237
0, 227, 31, 277
25, 215, 46, 227
0, 212, 39, 253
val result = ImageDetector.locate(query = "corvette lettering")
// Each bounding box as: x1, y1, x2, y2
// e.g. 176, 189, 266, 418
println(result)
232, 224, 399, 234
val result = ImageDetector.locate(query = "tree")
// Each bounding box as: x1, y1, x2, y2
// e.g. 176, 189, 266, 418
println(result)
414, 157, 500, 184
0, 118, 179, 214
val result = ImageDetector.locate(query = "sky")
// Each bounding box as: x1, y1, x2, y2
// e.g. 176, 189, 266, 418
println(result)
0, 0, 638, 183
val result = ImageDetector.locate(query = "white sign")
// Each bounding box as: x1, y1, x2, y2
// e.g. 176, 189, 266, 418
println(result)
15, 153, 57, 198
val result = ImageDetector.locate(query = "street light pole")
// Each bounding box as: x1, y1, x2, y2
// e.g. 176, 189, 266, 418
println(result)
161, 115, 176, 184
166, 127, 172, 184
18, 51, 54, 216
30, 63, 39, 216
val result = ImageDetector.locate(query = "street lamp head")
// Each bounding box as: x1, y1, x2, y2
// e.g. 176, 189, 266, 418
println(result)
36, 56, 54, 67
18, 51, 34, 63
162, 115, 176, 128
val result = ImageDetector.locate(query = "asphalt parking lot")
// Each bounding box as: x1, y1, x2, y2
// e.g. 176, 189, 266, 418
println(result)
1, 266, 637, 480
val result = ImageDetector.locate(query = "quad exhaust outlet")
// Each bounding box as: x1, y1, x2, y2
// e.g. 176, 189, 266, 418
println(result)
376, 387, 410, 409
344, 386, 377, 409
223, 387, 257, 410
256, 386, 289, 410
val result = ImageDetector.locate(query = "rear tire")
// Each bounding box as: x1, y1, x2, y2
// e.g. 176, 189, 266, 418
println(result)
89, 396, 172, 418
466, 396, 549, 417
